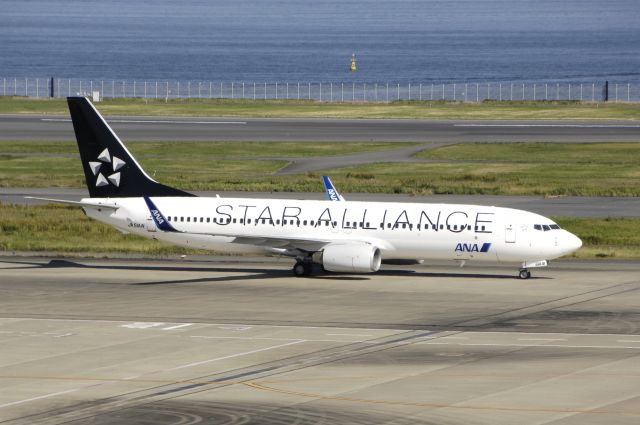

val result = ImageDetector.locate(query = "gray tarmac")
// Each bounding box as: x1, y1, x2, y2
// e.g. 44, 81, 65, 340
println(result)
0, 257, 638, 424
2, 114, 640, 142
4, 187, 640, 218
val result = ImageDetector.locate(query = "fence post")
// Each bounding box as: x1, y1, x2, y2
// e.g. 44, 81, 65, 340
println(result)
297, 82, 300, 100
100, 80, 103, 98
579, 83, 582, 101
341, 82, 343, 102
441, 84, 444, 100
375, 83, 378, 101
36, 78, 39, 97
453, 83, 456, 101
569, 83, 571, 100
274, 82, 277, 100
628, 83, 630, 102
352, 83, 355, 102
476, 83, 479, 102
522, 83, 524, 100
387, 82, 389, 102
499, 83, 501, 101
330, 83, 333, 102
79, 80, 82, 96
408, 83, 411, 101
545, 83, 548, 100
465, 83, 468, 102
155, 81, 158, 99
25, 78, 28, 96
3, 78, 5, 96
320, 82, 322, 101
592, 83, 595, 102
615, 83, 618, 102
557, 83, 559, 100
309, 82, 312, 100
286, 82, 288, 99
533, 84, 536, 101
510, 83, 513, 101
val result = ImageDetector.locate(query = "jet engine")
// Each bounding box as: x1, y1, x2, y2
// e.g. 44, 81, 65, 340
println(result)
318, 242, 382, 273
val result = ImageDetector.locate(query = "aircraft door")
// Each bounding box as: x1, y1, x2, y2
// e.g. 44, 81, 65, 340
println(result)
146, 217, 157, 232
505, 224, 516, 243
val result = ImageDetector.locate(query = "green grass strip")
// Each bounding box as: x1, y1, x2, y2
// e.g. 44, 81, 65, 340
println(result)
0, 97, 639, 120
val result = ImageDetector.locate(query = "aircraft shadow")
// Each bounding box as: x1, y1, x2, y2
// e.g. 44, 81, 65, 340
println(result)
0, 259, 549, 283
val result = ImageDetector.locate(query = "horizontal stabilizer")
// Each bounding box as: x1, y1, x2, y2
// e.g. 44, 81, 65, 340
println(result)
24, 197, 120, 210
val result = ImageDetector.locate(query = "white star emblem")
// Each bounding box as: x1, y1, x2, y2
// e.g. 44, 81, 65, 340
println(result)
89, 148, 126, 188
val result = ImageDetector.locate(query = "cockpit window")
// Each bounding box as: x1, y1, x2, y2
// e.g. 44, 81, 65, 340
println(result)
534, 223, 560, 231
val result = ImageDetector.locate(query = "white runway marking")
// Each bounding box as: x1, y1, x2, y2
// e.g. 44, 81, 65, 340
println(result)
518, 338, 568, 341
168, 340, 304, 371
41, 118, 247, 125
162, 323, 193, 330
326, 333, 372, 337
421, 342, 640, 349
454, 124, 640, 128
121, 322, 165, 329
0, 388, 78, 409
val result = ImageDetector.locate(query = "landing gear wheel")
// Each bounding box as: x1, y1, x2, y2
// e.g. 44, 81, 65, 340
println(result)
518, 269, 531, 279
293, 262, 312, 277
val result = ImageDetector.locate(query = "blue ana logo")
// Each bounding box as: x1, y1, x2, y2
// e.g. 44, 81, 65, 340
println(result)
455, 243, 491, 253
327, 188, 339, 201
151, 209, 165, 225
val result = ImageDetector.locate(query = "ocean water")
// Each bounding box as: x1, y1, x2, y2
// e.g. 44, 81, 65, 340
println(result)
1, 0, 639, 83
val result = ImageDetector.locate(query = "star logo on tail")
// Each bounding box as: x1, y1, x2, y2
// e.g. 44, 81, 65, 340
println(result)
88, 148, 126, 188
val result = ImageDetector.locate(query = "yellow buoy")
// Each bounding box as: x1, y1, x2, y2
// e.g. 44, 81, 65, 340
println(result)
350, 53, 357, 72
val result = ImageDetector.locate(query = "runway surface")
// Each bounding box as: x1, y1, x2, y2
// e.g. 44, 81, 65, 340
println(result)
2, 114, 640, 142
4, 187, 640, 218
0, 257, 639, 424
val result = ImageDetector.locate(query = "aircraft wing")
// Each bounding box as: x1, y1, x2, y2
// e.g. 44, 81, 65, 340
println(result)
143, 197, 385, 254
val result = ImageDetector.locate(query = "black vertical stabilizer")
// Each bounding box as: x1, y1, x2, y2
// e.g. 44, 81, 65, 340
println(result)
67, 97, 195, 198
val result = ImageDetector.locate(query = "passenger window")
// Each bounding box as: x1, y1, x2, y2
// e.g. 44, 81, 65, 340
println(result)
180, 217, 184, 222
387, 223, 391, 228
233, 219, 237, 224
187, 217, 190, 222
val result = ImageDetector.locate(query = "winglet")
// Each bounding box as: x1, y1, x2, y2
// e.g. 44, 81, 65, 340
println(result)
322, 176, 345, 201
143, 197, 177, 232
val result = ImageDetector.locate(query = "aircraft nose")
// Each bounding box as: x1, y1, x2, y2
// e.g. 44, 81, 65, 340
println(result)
562, 231, 582, 254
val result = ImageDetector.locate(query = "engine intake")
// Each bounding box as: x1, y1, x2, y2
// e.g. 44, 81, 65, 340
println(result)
319, 242, 382, 273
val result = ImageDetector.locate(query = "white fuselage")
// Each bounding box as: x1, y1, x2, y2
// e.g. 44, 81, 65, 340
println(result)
83, 196, 582, 265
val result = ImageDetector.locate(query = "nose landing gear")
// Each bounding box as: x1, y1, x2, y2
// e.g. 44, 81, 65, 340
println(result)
518, 268, 531, 279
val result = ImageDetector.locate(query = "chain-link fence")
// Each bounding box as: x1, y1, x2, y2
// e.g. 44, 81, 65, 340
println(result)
2, 77, 639, 102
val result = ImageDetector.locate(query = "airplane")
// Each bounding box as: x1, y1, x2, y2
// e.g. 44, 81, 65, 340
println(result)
322, 175, 345, 201
29, 97, 582, 279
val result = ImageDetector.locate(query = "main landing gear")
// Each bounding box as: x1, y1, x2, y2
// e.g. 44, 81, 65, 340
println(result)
293, 259, 313, 277
518, 268, 531, 279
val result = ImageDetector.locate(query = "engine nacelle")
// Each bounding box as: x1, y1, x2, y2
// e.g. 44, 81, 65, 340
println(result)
319, 242, 382, 273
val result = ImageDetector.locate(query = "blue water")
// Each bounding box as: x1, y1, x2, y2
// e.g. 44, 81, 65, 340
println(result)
1, 0, 639, 83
